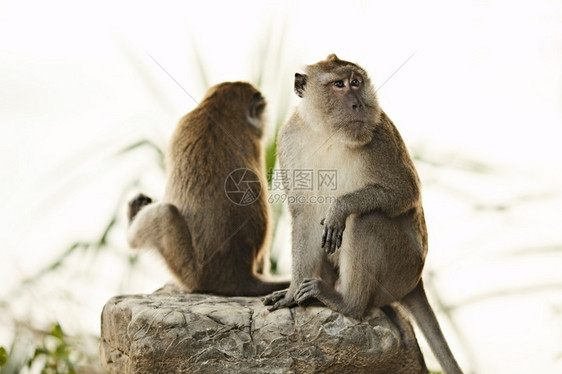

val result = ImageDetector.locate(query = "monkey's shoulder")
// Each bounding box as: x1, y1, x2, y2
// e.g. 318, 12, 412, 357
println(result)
372, 112, 409, 147
278, 112, 306, 139
277, 112, 315, 165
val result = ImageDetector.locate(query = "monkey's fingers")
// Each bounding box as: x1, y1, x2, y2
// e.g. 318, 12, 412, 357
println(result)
295, 278, 320, 304
336, 232, 343, 249
330, 229, 338, 254
268, 296, 296, 312
323, 227, 334, 251
321, 226, 328, 248
294, 289, 311, 304
324, 228, 339, 254
267, 303, 280, 312
262, 289, 287, 305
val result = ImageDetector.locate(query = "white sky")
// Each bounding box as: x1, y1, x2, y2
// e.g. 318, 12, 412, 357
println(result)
1, 0, 561, 373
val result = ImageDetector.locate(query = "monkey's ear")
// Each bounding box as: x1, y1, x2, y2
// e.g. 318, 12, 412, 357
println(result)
294, 73, 307, 98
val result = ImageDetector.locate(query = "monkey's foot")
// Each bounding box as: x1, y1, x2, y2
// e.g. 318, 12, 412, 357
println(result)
294, 278, 325, 305
128, 193, 153, 223
263, 289, 298, 312
262, 288, 288, 305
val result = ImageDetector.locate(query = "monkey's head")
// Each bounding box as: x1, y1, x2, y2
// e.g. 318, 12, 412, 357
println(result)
201, 81, 267, 138
295, 54, 381, 147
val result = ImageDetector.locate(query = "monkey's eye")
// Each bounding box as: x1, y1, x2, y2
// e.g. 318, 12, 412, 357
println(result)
350, 79, 361, 87
333, 80, 345, 88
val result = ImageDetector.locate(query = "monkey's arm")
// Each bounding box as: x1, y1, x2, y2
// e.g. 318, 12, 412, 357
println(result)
322, 183, 419, 253
341, 182, 419, 216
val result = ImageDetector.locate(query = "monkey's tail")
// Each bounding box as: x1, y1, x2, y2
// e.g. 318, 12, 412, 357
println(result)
248, 276, 290, 297
402, 280, 464, 374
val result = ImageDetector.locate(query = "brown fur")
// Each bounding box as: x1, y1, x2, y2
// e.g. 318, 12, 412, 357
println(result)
263, 55, 463, 374
127, 81, 288, 296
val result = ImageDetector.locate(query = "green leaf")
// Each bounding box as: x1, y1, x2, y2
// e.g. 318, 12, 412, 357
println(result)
50, 323, 64, 340
21, 242, 88, 287
34, 347, 49, 358
0, 346, 7, 366
96, 216, 117, 249
265, 134, 278, 186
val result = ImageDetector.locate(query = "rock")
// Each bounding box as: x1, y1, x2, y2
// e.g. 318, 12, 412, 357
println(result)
100, 284, 427, 374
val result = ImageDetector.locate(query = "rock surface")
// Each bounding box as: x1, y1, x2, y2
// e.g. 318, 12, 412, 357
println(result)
100, 284, 427, 374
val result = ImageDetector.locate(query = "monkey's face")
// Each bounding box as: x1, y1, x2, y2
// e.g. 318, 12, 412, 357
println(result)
296, 55, 381, 147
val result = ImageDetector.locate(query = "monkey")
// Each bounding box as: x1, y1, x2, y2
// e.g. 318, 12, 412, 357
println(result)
127, 81, 289, 297
262, 55, 463, 374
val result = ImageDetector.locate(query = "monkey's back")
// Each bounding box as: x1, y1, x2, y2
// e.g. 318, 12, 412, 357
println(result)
163, 107, 270, 279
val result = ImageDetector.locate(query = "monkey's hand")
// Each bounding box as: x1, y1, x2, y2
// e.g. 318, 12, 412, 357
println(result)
263, 289, 297, 311
321, 203, 347, 254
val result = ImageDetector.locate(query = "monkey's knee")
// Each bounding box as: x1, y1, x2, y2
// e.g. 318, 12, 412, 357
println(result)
127, 202, 183, 249
127, 193, 153, 223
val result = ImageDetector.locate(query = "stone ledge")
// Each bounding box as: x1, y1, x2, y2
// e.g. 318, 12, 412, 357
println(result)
100, 284, 427, 374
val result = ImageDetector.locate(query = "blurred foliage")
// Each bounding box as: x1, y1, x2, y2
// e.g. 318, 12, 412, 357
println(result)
18, 217, 118, 292
0, 324, 100, 374
0, 347, 6, 367
117, 139, 166, 170
27, 323, 81, 374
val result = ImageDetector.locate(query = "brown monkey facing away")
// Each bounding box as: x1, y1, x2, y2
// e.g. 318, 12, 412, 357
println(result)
263, 55, 463, 374
127, 81, 289, 296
